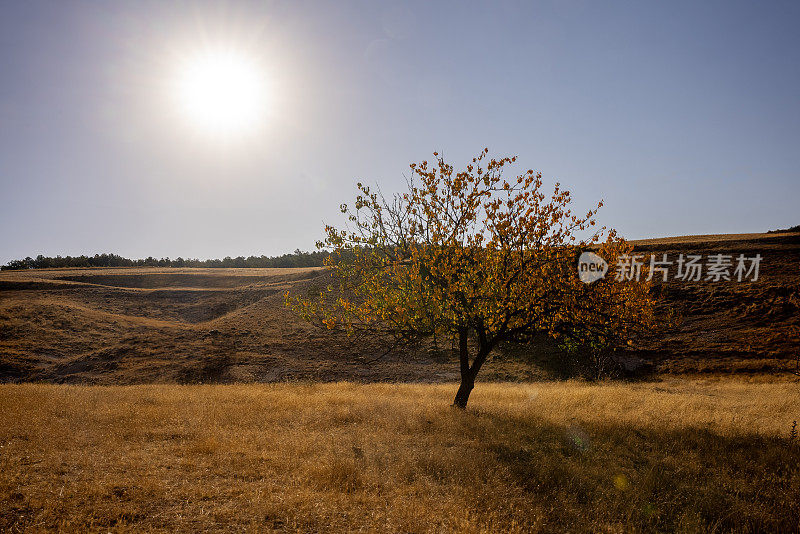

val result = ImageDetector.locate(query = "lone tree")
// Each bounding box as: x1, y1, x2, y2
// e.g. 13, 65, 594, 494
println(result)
288, 150, 655, 408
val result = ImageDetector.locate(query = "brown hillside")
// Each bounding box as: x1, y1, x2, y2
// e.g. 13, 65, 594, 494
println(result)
631, 232, 799, 374
0, 232, 798, 383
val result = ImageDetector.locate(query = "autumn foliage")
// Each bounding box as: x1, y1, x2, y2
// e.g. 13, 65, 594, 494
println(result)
288, 150, 656, 407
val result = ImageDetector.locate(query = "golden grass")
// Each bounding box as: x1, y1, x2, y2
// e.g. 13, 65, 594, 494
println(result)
1, 380, 799, 532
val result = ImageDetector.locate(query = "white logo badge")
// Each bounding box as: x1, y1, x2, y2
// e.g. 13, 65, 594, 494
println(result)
577, 251, 608, 284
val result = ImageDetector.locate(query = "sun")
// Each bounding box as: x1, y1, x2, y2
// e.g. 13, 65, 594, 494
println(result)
173, 49, 266, 136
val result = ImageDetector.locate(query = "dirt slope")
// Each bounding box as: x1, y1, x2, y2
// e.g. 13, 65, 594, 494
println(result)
0, 267, 471, 384
631, 232, 799, 373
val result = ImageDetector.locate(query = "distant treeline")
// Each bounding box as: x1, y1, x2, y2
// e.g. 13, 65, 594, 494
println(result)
1, 250, 329, 271
767, 224, 800, 234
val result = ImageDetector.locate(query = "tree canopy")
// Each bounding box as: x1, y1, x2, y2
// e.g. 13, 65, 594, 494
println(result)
288, 150, 656, 407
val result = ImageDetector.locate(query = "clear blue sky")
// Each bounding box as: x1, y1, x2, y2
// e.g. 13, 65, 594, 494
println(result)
1, 0, 798, 263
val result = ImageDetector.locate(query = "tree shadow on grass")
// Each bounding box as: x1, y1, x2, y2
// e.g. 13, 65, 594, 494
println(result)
471, 410, 800, 533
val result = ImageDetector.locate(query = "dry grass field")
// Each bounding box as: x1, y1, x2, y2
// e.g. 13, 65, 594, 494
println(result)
1, 380, 799, 532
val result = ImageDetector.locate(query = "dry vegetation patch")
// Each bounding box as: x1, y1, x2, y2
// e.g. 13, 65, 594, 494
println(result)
1, 380, 799, 532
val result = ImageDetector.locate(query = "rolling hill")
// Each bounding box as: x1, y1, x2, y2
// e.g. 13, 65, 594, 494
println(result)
0, 232, 798, 384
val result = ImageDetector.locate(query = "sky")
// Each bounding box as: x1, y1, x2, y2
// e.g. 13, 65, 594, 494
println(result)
1, 0, 798, 263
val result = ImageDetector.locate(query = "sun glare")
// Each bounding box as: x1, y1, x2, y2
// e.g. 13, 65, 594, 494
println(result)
173, 49, 266, 137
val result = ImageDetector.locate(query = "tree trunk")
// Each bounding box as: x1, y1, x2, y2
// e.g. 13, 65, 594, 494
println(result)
452, 377, 474, 409
452, 327, 472, 408
451, 327, 492, 409
453, 325, 494, 410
